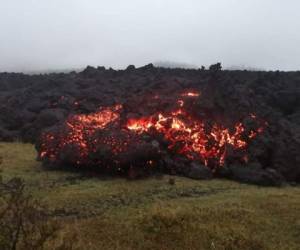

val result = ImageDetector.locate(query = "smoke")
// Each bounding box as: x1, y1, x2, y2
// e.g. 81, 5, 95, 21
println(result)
0, 0, 300, 72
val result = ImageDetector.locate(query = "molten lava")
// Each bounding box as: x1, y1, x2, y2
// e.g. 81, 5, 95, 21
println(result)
38, 90, 267, 171
126, 110, 264, 167
39, 105, 122, 164
182, 91, 201, 97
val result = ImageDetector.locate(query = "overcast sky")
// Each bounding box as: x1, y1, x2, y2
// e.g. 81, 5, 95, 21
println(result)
0, 0, 300, 72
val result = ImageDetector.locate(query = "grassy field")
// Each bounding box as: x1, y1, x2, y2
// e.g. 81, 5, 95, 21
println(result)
0, 142, 300, 250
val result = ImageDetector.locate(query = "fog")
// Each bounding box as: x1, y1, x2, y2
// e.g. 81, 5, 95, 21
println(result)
1, 0, 300, 72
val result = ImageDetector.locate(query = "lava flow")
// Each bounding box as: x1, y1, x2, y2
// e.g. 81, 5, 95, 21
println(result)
126, 110, 263, 167
38, 90, 267, 172
39, 105, 123, 164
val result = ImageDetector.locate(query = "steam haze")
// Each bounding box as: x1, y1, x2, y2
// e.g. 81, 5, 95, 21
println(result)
1, 0, 300, 72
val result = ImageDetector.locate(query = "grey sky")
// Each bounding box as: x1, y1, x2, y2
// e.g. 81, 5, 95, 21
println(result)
1, 0, 300, 72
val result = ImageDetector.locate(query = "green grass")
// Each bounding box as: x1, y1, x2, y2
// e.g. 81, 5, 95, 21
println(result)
0, 142, 300, 249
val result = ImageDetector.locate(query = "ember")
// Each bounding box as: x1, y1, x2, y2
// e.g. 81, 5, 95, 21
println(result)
182, 91, 201, 97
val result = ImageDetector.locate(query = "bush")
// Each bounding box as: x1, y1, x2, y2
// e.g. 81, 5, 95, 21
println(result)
209, 62, 222, 72
0, 164, 76, 250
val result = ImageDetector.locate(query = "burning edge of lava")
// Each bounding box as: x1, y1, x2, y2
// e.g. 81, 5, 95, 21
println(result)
38, 90, 267, 171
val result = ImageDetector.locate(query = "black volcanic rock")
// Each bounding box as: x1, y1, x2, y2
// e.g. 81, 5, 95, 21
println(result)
0, 64, 299, 184
188, 163, 213, 180
34, 108, 67, 128
228, 164, 284, 186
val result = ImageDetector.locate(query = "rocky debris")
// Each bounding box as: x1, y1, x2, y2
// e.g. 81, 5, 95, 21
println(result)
187, 163, 213, 180
226, 164, 285, 186
0, 64, 300, 185
34, 108, 67, 128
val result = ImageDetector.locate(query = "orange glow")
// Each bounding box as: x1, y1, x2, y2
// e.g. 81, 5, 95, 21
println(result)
39, 105, 122, 164
182, 91, 200, 97
178, 99, 184, 107
126, 109, 265, 167
39, 92, 266, 169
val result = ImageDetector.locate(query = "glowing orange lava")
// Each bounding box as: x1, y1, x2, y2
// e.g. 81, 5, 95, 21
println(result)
126, 110, 264, 167
39, 105, 122, 164
39, 90, 266, 169
182, 91, 201, 97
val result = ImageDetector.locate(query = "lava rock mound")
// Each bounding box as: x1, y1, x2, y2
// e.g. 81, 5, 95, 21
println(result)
1, 64, 299, 185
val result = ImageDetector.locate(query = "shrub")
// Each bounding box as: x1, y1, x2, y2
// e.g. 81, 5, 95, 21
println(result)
0, 164, 76, 250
